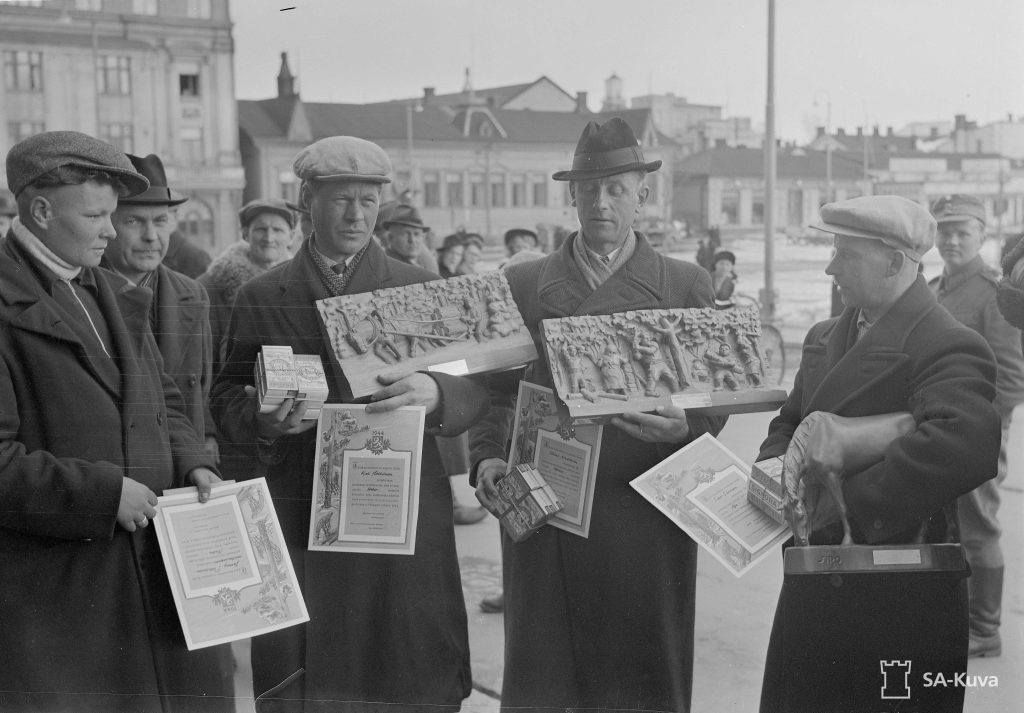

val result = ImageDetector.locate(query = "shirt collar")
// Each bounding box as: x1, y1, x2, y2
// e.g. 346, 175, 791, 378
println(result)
938, 254, 986, 293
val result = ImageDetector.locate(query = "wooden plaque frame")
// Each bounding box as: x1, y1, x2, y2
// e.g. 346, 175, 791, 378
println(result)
540, 306, 787, 418
316, 271, 538, 398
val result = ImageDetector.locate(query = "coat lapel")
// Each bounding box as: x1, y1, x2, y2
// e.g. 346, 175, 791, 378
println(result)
152, 266, 201, 373
804, 277, 933, 414
537, 232, 666, 317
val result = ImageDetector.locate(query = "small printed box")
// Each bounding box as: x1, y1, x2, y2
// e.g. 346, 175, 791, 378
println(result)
260, 346, 298, 396
747, 478, 786, 525
495, 464, 564, 543
752, 457, 785, 499
293, 354, 329, 400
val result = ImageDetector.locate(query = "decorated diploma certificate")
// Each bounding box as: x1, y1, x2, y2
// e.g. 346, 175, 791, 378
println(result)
308, 404, 425, 555
154, 478, 309, 650
630, 433, 790, 577
509, 381, 601, 537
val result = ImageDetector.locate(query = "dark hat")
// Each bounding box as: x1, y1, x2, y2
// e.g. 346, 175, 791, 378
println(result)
712, 250, 736, 265
5, 130, 149, 197
461, 232, 484, 249
931, 194, 986, 226
440, 233, 465, 252
810, 195, 935, 261
504, 227, 538, 246
0, 189, 16, 217
293, 136, 392, 185
383, 204, 429, 231
552, 117, 662, 182
118, 154, 188, 206
238, 198, 296, 229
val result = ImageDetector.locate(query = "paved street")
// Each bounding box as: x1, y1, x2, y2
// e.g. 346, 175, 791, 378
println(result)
231, 234, 1021, 712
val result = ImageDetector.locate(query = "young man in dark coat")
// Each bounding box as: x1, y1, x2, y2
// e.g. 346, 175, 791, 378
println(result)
212, 135, 488, 712
471, 117, 724, 713
0, 132, 221, 712
101, 152, 233, 707
756, 195, 1001, 713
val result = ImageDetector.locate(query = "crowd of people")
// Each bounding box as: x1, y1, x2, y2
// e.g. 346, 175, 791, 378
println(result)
0, 117, 1020, 713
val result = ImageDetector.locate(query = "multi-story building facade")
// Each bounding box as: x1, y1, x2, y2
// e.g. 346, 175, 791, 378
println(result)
239, 59, 677, 246
0, 0, 244, 254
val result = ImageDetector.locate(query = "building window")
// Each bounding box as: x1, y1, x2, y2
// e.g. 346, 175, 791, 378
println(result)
491, 175, 506, 208
97, 56, 131, 96
4, 51, 42, 91
423, 172, 440, 207
511, 176, 526, 207
186, 0, 211, 19
179, 73, 200, 98
470, 173, 486, 208
8, 120, 45, 145
132, 0, 158, 14
720, 189, 739, 225
75, 0, 103, 10
751, 192, 765, 224
446, 174, 463, 208
278, 171, 298, 203
180, 127, 204, 163
99, 122, 134, 154
532, 177, 548, 207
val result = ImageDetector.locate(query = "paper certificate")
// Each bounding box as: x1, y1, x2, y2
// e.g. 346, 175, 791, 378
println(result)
154, 478, 309, 650
630, 433, 790, 577
309, 404, 425, 555
509, 381, 601, 537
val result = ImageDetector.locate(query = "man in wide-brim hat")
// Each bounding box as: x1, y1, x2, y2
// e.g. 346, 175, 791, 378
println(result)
470, 116, 724, 712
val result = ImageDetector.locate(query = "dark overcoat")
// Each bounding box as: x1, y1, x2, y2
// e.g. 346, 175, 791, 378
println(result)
756, 275, 1001, 712
0, 236, 221, 713
211, 238, 488, 712
470, 232, 724, 713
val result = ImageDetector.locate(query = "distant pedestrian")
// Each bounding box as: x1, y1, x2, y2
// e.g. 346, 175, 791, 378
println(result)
457, 232, 484, 274
384, 203, 440, 273
437, 233, 465, 278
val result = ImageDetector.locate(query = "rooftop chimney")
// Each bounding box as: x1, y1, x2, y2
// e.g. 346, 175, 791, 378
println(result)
815, 126, 825, 137
872, 125, 880, 137
886, 126, 894, 137
954, 114, 967, 131
837, 128, 846, 138
276, 52, 296, 98
423, 87, 435, 104
930, 126, 938, 139
575, 91, 589, 113
856, 127, 863, 137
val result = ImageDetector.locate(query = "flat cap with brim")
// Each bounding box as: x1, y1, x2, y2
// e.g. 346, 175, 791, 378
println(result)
239, 198, 296, 229
931, 193, 986, 226
810, 195, 936, 261
552, 117, 661, 181
6, 130, 149, 197
504, 228, 538, 246
293, 136, 392, 185
119, 153, 188, 206
382, 204, 429, 231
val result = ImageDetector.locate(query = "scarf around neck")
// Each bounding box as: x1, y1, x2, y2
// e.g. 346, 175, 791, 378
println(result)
307, 234, 369, 297
10, 217, 81, 280
571, 228, 637, 292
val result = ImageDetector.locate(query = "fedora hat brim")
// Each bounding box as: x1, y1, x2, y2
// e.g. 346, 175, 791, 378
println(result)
120, 185, 188, 206
383, 218, 429, 231
553, 158, 662, 182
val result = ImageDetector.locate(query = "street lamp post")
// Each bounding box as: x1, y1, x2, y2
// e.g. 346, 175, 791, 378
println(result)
763, 0, 777, 322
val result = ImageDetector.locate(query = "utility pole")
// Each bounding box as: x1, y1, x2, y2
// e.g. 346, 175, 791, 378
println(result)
762, 0, 777, 321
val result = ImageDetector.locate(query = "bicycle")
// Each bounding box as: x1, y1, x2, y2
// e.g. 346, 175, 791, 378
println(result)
726, 293, 786, 386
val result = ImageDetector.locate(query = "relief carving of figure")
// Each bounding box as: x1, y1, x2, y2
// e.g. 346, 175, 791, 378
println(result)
704, 342, 743, 391
633, 333, 680, 396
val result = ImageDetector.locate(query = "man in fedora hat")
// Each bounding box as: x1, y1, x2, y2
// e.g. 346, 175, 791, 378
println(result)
383, 202, 440, 273
470, 116, 724, 712
755, 195, 1000, 712
0, 132, 223, 711
927, 194, 1024, 659
212, 135, 488, 712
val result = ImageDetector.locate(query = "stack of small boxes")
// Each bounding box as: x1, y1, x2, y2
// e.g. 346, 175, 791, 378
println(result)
747, 456, 786, 525
495, 464, 564, 542
255, 345, 330, 420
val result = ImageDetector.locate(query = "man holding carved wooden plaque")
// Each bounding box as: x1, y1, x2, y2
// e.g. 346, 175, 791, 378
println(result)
471, 117, 724, 712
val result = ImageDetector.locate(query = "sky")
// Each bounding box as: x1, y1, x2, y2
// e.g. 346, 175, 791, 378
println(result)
231, 0, 1024, 143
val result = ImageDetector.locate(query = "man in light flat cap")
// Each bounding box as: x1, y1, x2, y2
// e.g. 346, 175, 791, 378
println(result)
212, 135, 487, 712
756, 195, 1000, 712
470, 116, 724, 712
0, 132, 222, 711
928, 194, 1024, 659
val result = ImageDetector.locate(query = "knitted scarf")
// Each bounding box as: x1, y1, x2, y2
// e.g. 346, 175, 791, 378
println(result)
307, 234, 369, 297
9, 217, 80, 280
203, 241, 290, 305
570, 228, 637, 292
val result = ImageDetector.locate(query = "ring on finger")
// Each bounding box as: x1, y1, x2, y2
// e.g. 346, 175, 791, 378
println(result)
639, 424, 644, 437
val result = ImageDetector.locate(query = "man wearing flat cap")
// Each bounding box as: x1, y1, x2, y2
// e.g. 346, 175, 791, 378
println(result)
928, 194, 1024, 659
0, 132, 222, 711
212, 135, 487, 712
470, 117, 724, 712
756, 195, 1001, 712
